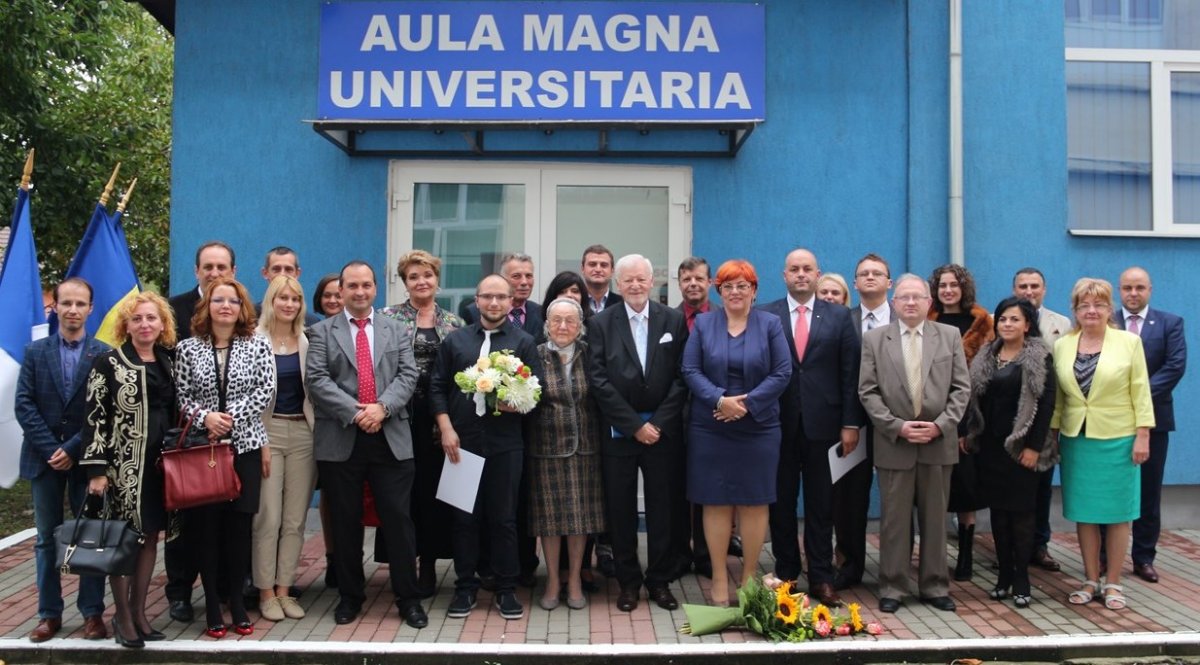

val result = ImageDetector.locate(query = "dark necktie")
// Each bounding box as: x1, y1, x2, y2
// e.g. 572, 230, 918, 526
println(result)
354, 318, 376, 403
510, 306, 525, 328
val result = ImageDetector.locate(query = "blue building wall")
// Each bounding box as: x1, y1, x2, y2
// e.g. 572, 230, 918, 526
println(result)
170, 0, 1197, 485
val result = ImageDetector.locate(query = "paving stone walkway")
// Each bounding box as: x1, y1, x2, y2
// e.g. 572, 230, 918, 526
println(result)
2, 522, 1199, 651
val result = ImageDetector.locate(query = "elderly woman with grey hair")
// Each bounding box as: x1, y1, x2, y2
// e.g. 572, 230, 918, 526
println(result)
528, 297, 606, 611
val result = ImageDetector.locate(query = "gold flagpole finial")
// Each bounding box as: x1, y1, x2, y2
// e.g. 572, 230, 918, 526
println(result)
20, 149, 35, 190
99, 163, 122, 207
116, 177, 137, 213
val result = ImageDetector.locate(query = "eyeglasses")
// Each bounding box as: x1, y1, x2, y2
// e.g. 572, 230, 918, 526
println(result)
211, 297, 242, 307
1075, 302, 1110, 312
894, 295, 929, 303
476, 293, 511, 302
719, 282, 753, 293
548, 317, 580, 327
856, 270, 888, 278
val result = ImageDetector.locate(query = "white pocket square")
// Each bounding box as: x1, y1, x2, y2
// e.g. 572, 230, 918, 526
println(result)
659, 332, 673, 343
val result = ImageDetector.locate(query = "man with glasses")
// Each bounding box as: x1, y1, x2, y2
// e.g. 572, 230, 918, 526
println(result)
588, 255, 689, 612
833, 253, 896, 590
859, 274, 969, 614
761, 249, 864, 606
431, 274, 542, 620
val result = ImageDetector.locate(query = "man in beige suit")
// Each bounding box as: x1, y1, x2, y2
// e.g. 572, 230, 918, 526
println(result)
859, 274, 969, 613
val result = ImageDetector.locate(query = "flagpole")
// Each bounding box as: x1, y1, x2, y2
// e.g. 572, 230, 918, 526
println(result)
117, 177, 137, 213
19, 149, 34, 190
99, 163, 121, 207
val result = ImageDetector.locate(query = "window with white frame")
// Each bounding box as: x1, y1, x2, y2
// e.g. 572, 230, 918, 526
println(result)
1066, 0, 1200, 235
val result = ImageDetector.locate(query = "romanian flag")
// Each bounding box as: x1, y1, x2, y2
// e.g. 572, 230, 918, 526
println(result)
58, 203, 140, 346
0, 185, 48, 488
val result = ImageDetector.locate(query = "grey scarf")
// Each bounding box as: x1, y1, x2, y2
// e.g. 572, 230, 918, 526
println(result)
963, 336, 1059, 472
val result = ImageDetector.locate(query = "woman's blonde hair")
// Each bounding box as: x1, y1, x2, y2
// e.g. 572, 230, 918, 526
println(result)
1069, 277, 1118, 333
259, 274, 306, 338
817, 273, 850, 306
397, 249, 442, 281
113, 291, 177, 348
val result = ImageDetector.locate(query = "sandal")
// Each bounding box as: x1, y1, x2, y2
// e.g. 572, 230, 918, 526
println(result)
1068, 580, 1099, 605
988, 587, 1010, 600
1101, 583, 1126, 610
1013, 594, 1032, 608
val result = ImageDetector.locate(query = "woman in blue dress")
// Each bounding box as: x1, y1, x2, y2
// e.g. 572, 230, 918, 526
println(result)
681, 259, 791, 606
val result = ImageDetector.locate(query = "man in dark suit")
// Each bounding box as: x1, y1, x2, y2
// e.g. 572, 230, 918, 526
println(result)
256, 246, 321, 326
15, 278, 110, 642
162, 240, 237, 622
460, 252, 544, 337
588, 254, 689, 612
833, 252, 894, 590
859, 273, 969, 614
582, 244, 623, 315
1115, 266, 1187, 584
762, 249, 864, 607
675, 256, 714, 577
430, 274, 542, 621
305, 261, 427, 628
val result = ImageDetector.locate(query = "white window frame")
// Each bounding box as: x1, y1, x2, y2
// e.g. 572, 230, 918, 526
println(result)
386, 160, 692, 305
1067, 47, 1200, 237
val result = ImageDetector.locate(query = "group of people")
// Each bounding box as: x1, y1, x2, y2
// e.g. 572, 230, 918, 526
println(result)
16, 239, 1185, 647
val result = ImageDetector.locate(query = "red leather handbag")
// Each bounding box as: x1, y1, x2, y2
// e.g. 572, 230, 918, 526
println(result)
162, 409, 241, 511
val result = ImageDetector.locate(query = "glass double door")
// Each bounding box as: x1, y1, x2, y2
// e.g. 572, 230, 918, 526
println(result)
386, 161, 692, 312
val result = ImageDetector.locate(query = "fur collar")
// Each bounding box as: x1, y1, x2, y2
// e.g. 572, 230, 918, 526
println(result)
963, 336, 1058, 472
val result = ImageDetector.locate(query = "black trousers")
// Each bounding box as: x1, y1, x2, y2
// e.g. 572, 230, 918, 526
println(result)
164, 513, 199, 603
453, 449, 522, 594
190, 502, 252, 624
1033, 466, 1054, 550
992, 508, 1035, 596
1132, 430, 1170, 566
601, 442, 683, 590
319, 431, 420, 610
831, 429, 873, 585
770, 427, 837, 586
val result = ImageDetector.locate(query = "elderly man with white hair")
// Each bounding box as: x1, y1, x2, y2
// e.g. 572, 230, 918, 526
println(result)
587, 254, 690, 613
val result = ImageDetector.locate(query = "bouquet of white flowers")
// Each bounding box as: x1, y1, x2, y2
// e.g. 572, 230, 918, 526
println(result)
454, 349, 542, 416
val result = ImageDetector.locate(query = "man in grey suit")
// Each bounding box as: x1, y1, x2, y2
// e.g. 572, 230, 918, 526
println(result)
305, 261, 426, 628
1012, 267, 1071, 572
859, 273, 969, 613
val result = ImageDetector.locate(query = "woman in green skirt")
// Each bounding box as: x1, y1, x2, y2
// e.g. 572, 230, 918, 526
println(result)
1051, 277, 1154, 611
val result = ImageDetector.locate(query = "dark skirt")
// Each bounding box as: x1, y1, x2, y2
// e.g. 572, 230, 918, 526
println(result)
976, 435, 1040, 513
411, 402, 454, 559
687, 416, 780, 506
946, 450, 988, 513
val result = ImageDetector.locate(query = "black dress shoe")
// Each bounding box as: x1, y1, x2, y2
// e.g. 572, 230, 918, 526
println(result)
833, 573, 861, 591
333, 600, 361, 625
399, 604, 429, 629
879, 597, 901, 613
921, 595, 957, 612
728, 535, 743, 557
168, 600, 194, 623
616, 587, 639, 612
137, 626, 167, 641
647, 585, 679, 610
1134, 562, 1160, 583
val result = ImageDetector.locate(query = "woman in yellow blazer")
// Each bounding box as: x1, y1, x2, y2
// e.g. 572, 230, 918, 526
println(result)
1051, 278, 1154, 612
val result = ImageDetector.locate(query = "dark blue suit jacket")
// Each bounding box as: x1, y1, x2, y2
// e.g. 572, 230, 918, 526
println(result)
1116, 307, 1186, 432
761, 298, 866, 442
15, 333, 110, 479
681, 308, 791, 427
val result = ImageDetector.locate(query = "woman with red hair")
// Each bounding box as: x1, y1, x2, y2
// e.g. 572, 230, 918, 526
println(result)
681, 259, 791, 606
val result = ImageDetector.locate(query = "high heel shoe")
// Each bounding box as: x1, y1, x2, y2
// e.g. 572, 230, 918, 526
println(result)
205, 623, 228, 639
112, 619, 145, 649
137, 624, 166, 641
232, 621, 254, 635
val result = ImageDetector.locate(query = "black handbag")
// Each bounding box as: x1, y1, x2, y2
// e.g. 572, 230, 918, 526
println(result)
54, 492, 144, 577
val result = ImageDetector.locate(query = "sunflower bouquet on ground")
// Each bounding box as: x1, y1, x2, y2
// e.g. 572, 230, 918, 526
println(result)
454, 349, 542, 416
680, 574, 884, 642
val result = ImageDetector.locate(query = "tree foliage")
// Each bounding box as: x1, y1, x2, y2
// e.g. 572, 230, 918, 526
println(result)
0, 0, 173, 292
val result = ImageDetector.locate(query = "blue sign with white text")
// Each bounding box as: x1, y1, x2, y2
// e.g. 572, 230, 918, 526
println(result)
318, 1, 765, 122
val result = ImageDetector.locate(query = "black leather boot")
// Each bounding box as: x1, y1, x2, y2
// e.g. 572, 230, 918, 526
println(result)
954, 523, 974, 581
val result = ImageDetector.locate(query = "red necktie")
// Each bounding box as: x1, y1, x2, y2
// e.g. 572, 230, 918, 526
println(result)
794, 304, 809, 362
354, 318, 376, 403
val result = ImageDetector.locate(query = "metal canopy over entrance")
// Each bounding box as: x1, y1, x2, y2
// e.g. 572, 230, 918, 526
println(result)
308, 120, 758, 158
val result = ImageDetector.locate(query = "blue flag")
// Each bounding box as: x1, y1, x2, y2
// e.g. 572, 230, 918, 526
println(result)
0, 187, 48, 488
57, 203, 140, 345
